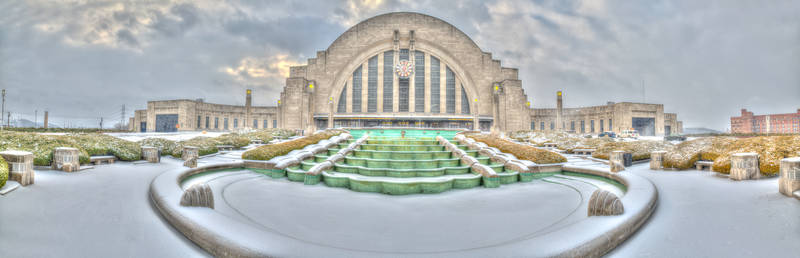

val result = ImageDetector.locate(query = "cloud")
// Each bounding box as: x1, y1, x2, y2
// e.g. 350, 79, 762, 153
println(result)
0, 0, 798, 130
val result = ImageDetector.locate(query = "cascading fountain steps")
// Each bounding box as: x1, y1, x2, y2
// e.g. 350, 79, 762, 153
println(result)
150, 128, 658, 257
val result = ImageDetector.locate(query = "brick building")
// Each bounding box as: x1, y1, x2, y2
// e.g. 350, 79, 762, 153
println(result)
731, 108, 800, 134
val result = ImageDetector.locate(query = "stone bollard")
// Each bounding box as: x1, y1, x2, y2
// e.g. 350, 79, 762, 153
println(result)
778, 157, 800, 197
141, 146, 160, 163
53, 147, 81, 172
610, 151, 625, 172
650, 151, 666, 170
730, 153, 760, 181
0, 150, 35, 186
182, 146, 199, 161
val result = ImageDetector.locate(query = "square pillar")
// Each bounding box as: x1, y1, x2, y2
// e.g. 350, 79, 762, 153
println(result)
0, 150, 34, 186
730, 153, 760, 180
53, 147, 80, 172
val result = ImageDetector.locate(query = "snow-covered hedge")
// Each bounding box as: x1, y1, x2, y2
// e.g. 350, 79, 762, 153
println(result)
0, 156, 7, 188
242, 131, 342, 161
467, 134, 567, 164
592, 141, 674, 161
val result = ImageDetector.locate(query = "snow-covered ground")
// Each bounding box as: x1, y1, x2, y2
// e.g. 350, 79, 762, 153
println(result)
609, 164, 800, 257
1, 154, 797, 257
105, 131, 229, 142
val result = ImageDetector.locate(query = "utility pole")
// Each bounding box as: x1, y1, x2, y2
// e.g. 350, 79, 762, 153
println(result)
1, 89, 5, 130
6, 112, 10, 128
100, 117, 103, 129
35, 110, 38, 128
120, 105, 126, 130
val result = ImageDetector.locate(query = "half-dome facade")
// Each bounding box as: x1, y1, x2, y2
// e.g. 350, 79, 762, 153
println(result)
277, 12, 529, 132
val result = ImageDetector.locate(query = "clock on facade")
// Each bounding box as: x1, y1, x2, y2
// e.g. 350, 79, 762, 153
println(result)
395, 60, 414, 78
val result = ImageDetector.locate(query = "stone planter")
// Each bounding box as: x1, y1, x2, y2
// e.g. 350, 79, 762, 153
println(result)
778, 157, 800, 197
650, 151, 666, 170
52, 147, 80, 172
182, 146, 199, 161
610, 151, 625, 173
0, 150, 34, 186
142, 146, 160, 163
730, 153, 760, 181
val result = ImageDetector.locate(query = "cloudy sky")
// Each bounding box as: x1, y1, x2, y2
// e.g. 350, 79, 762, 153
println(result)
1, 0, 798, 130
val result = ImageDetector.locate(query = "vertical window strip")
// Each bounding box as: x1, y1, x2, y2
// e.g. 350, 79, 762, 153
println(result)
367, 56, 378, 112
337, 84, 347, 113
352, 66, 362, 113
430, 57, 440, 113
383, 51, 393, 112
461, 86, 470, 114
399, 49, 409, 112
415, 52, 425, 112
445, 67, 455, 114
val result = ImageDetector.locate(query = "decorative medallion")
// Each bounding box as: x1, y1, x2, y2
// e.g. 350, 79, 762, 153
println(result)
395, 59, 413, 78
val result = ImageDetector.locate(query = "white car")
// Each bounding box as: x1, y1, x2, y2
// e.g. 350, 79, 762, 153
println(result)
619, 129, 640, 139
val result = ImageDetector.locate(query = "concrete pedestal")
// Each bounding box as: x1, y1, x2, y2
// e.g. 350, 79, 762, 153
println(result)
650, 151, 666, 170
588, 189, 624, 216
778, 157, 800, 197
182, 146, 199, 161
0, 150, 34, 186
142, 146, 160, 163
52, 147, 80, 172
730, 153, 760, 181
610, 151, 625, 173
180, 183, 214, 208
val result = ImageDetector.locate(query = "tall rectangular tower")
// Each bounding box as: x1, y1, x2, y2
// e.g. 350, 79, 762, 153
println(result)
556, 91, 563, 131
245, 89, 252, 129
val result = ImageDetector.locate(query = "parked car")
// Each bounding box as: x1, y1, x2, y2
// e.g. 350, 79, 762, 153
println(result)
598, 131, 617, 138
665, 134, 687, 141
619, 129, 639, 139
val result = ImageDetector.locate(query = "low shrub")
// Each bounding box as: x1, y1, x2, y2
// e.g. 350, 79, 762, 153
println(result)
70, 134, 142, 161
242, 131, 341, 161
137, 138, 179, 155
0, 131, 90, 166
592, 141, 674, 161
467, 134, 567, 164
0, 156, 7, 188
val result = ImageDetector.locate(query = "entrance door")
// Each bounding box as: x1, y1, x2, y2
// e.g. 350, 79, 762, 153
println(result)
140, 122, 146, 132
155, 114, 179, 132
632, 117, 655, 136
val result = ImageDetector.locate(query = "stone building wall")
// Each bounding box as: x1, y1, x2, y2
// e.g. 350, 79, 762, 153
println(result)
277, 12, 524, 133
529, 97, 682, 136
132, 91, 279, 132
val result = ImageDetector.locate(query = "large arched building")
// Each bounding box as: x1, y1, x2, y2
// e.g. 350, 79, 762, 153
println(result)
132, 12, 682, 135
279, 12, 528, 133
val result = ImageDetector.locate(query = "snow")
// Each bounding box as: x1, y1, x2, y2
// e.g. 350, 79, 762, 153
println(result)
608, 164, 800, 257
105, 131, 229, 142
0, 159, 208, 257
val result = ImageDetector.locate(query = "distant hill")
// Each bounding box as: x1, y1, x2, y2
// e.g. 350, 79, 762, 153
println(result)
10, 119, 60, 128
683, 127, 723, 135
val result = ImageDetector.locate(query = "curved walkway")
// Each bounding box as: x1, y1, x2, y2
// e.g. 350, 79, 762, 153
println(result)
608, 163, 800, 257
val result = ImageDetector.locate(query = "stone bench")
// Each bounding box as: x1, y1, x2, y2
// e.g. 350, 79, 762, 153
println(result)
695, 161, 713, 171
573, 149, 596, 155
543, 143, 558, 148
250, 139, 264, 145
216, 145, 234, 152
89, 155, 116, 165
